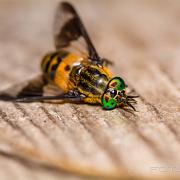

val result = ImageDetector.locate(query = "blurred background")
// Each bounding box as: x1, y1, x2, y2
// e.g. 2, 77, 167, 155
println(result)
1, 0, 180, 89
0, 0, 180, 179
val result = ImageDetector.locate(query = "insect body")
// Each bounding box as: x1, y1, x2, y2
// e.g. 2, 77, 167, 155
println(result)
41, 50, 113, 105
0, 2, 138, 111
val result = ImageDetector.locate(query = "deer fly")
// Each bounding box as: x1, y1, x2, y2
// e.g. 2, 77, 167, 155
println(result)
0, 2, 138, 111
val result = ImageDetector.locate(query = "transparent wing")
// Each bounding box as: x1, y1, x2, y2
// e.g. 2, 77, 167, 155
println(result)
0, 75, 51, 100
0, 75, 84, 102
54, 2, 103, 64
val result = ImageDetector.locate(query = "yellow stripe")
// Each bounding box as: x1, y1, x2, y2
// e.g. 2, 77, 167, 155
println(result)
41, 54, 51, 72
48, 57, 58, 73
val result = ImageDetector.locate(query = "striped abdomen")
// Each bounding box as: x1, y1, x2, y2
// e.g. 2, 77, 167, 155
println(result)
41, 51, 69, 80
41, 50, 83, 91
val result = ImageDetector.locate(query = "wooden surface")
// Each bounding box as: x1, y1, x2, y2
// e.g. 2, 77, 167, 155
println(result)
0, 0, 180, 179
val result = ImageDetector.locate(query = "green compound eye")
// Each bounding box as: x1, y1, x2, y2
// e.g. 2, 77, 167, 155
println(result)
108, 77, 126, 91
101, 77, 126, 110
101, 93, 117, 110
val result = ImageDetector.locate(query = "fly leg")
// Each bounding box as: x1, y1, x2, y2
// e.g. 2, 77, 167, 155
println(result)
13, 90, 86, 103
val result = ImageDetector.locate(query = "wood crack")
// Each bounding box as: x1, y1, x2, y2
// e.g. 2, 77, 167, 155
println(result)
0, 108, 36, 145
70, 105, 127, 170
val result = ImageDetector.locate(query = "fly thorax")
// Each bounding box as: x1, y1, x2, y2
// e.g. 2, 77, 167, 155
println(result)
75, 66, 109, 96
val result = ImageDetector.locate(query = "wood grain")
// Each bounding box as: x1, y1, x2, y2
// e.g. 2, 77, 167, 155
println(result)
0, 0, 180, 179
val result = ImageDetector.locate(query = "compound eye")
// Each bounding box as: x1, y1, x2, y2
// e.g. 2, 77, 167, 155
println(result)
101, 93, 117, 110
110, 90, 117, 98
108, 77, 126, 91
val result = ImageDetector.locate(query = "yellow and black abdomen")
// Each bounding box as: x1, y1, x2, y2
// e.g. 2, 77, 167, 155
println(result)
41, 50, 83, 91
